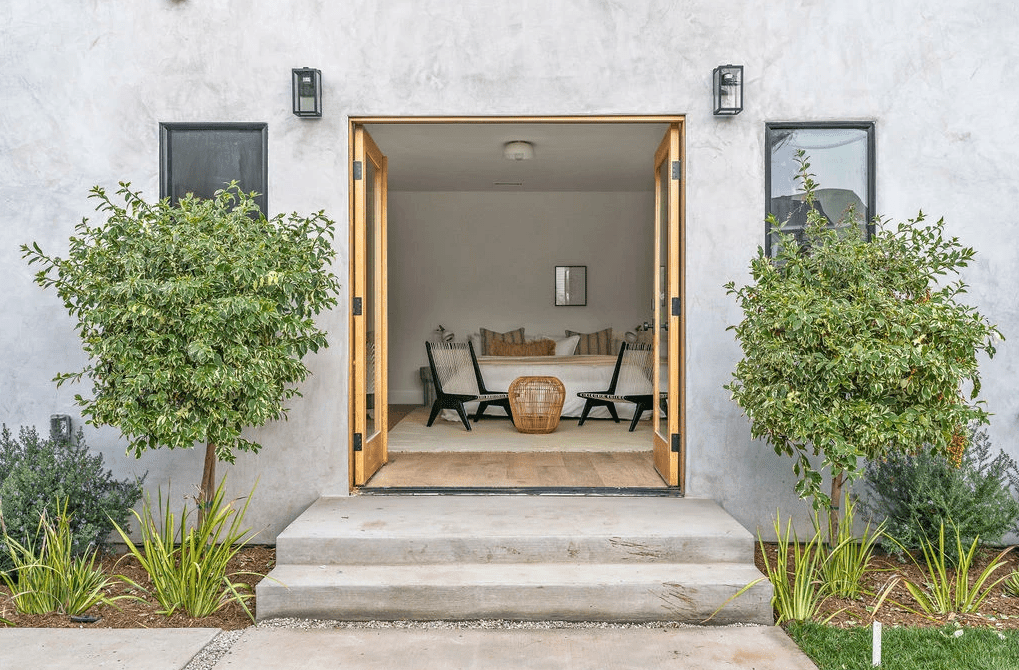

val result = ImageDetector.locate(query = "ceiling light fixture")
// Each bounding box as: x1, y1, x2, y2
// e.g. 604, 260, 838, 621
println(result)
503, 141, 534, 161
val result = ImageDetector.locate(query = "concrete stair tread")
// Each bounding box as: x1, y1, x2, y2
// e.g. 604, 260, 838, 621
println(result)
264, 561, 768, 586
258, 562, 772, 624
277, 496, 754, 565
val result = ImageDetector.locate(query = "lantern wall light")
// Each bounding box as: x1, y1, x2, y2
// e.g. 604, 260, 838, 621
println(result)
292, 68, 322, 118
712, 64, 743, 116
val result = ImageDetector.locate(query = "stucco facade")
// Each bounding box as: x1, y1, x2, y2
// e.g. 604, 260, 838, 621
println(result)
2, 1, 1017, 541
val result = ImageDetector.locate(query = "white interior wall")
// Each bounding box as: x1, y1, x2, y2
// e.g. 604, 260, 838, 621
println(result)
387, 191, 655, 404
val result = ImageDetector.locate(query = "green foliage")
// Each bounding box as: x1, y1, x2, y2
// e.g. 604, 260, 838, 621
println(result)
863, 423, 1019, 564
112, 478, 260, 620
897, 521, 1012, 615
1, 500, 120, 615
0, 425, 143, 573
20, 183, 340, 465
1005, 570, 1019, 597
818, 493, 884, 600
725, 151, 1001, 509
788, 622, 1019, 670
759, 512, 838, 625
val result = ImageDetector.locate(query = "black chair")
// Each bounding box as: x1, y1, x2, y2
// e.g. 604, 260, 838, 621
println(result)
425, 340, 513, 431
577, 342, 658, 432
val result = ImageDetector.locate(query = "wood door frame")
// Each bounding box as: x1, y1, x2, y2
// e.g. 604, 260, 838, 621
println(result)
347, 115, 687, 494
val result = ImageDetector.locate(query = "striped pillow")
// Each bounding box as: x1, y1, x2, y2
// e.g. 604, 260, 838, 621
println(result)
565, 328, 613, 355
480, 327, 525, 355
489, 338, 556, 356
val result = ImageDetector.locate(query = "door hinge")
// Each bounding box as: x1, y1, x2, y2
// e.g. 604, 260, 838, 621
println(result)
671, 433, 681, 453
353, 432, 363, 452
672, 297, 681, 317
671, 160, 681, 181
353, 161, 363, 180
352, 297, 362, 316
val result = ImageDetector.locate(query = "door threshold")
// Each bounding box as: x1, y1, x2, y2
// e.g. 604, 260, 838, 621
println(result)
357, 486, 684, 497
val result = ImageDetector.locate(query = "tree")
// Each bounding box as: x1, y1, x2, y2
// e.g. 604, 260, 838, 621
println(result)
22, 183, 340, 514
724, 153, 1002, 540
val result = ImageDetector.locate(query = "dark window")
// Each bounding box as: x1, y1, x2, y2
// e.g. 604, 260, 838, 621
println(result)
765, 122, 875, 256
159, 122, 268, 214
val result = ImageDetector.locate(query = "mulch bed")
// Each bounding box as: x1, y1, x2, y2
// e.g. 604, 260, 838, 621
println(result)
6, 542, 1019, 630
0, 545, 275, 630
755, 542, 1019, 630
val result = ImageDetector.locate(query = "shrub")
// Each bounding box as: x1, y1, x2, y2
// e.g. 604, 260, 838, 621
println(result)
862, 424, 1019, 563
0, 425, 144, 572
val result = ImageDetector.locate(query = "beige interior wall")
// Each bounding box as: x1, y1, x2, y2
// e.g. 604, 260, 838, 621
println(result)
387, 190, 655, 404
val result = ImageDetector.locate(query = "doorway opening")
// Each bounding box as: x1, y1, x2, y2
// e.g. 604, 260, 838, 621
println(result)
349, 116, 685, 493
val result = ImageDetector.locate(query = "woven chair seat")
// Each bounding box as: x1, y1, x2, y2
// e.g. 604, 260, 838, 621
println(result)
578, 392, 639, 402
478, 392, 509, 402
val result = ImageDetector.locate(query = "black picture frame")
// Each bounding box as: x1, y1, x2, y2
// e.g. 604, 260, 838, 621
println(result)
555, 266, 587, 306
160, 122, 268, 214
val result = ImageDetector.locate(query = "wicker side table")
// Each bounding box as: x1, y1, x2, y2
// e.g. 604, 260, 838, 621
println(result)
508, 376, 566, 434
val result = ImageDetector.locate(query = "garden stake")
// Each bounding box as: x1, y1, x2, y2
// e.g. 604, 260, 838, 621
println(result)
872, 620, 881, 666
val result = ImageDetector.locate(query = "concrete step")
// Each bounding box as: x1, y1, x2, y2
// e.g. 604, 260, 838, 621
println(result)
258, 495, 773, 624
257, 562, 773, 624
274, 496, 755, 565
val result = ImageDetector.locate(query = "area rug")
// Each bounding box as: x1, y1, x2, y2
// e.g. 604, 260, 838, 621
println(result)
387, 407, 652, 453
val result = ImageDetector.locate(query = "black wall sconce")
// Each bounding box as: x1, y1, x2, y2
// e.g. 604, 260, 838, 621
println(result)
50, 414, 72, 442
712, 64, 743, 116
292, 68, 322, 117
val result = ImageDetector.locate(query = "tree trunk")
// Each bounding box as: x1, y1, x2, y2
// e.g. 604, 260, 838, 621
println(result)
828, 469, 845, 545
198, 442, 217, 526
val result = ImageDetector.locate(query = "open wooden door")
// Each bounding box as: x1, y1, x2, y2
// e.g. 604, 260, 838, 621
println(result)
652, 123, 685, 489
351, 126, 388, 485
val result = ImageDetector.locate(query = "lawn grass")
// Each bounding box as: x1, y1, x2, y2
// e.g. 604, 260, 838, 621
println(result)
787, 622, 1019, 670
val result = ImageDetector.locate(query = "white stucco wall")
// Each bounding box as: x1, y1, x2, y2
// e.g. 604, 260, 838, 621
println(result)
1, 0, 1017, 541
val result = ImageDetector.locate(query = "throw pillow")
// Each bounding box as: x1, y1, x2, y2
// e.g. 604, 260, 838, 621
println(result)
480, 327, 525, 355
565, 328, 613, 355
554, 334, 581, 356
489, 338, 556, 356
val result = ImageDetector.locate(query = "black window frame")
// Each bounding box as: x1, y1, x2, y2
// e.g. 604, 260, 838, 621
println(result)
764, 121, 875, 256
159, 122, 269, 215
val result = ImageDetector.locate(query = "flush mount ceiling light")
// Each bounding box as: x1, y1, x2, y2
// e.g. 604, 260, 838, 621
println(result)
503, 141, 534, 160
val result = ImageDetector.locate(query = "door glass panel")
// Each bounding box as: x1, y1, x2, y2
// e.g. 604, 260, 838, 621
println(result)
365, 157, 377, 440
656, 156, 669, 443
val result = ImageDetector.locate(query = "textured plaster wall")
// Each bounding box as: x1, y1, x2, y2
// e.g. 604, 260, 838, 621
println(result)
2, 0, 1018, 541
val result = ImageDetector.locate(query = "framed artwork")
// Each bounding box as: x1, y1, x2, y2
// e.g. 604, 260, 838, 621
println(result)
555, 266, 587, 306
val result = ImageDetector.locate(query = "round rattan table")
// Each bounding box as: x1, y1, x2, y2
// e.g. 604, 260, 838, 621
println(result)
508, 376, 566, 434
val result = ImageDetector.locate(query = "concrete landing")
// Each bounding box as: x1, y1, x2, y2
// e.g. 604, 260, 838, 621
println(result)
210, 626, 818, 670
0, 628, 220, 670
258, 495, 773, 624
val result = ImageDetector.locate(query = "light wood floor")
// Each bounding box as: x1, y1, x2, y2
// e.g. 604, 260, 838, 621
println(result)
365, 450, 667, 488
372, 404, 668, 488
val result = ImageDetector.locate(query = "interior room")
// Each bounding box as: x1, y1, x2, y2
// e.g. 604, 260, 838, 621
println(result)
362, 121, 674, 489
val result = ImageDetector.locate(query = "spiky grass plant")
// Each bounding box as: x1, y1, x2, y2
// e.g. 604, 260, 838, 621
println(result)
818, 493, 885, 599
899, 521, 1012, 615
1, 499, 118, 615
113, 477, 260, 620
759, 513, 841, 624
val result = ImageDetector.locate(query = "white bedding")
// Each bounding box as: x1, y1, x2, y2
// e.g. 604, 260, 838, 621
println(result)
441, 354, 664, 421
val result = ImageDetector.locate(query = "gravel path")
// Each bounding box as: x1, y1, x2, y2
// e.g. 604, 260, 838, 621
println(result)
183, 619, 761, 669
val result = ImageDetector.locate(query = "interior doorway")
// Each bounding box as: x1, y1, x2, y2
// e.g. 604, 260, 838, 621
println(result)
349, 116, 686, 492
